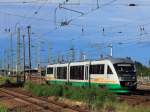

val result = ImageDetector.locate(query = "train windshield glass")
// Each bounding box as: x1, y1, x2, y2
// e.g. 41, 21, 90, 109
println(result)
114, 63, 135, 76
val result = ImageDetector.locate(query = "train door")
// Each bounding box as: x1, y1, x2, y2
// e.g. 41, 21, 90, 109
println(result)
67, 64, 70, 83
85, 65, 89, 80
85, 64, 90, 86
54, 67, 57, 79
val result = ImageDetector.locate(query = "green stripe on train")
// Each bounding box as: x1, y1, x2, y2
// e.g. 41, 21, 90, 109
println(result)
47, 80, 121, 88
46, 80, 129, 93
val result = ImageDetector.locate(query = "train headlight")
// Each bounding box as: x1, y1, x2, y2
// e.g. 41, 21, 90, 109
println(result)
132, 76, 136, 80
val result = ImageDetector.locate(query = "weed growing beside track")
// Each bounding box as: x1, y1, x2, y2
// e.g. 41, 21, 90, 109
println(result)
24, 82, 117, 110
101, 102, 150, 112
0, 76, 7, 85
0, 104, 7, 112
24, 82, 150, 112
0, 76, 10, 85
0, 76, 16, 86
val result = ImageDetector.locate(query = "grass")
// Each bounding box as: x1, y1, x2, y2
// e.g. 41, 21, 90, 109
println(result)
0, 76, 16, 86
24, 82, 117, 110
24, 82, 150, 112
0, 104, 7, 112
91, 100, 150, 112
0, 76, 9, 85
24, 82, 63, 97
110, 102, 150, 112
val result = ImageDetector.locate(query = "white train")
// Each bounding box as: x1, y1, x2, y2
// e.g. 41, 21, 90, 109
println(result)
45, 58, 137, 93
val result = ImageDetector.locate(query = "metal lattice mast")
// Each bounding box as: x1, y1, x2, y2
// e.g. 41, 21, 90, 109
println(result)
108, 44, 113, 57
97, 0, 100, 8
70, 46, 75, 62
10, 32, 14, 75
17, 27, 21, 82
27, 26, 31, 80
23, 34, 26, 82
48, 44, 52, 64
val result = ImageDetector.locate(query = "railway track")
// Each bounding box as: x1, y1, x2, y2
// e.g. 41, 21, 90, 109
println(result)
120, 95, 150, 106
132, 89, 150, 95
119, 89, 150, 106
4, 75, 150, 109
0, 88, 88, 112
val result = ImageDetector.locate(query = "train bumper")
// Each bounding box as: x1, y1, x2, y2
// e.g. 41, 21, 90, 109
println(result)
120, 81, 137, 90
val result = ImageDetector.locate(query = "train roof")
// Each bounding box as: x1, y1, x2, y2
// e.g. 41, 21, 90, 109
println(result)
107, 57, 134, 64
47, 57, 134, 67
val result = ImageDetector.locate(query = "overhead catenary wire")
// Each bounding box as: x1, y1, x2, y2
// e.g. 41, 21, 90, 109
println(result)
0, 0, 150, 61
33, 0, 49, 15
0, 1, 38, 4
62, 0, 119, 24
0, 0, 150, 32
0, 10, 54, 22
0, 0, 54, 31
0, 0, 62, 5
1, 0, 150, 29
55, 0, 150, 35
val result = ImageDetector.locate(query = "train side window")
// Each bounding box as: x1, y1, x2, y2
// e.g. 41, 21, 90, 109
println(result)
47, 67, 53, 74
57, 67, 67, 79
90, 64, 104, 74
107, 66, 113, 74
70, 66, 84, 80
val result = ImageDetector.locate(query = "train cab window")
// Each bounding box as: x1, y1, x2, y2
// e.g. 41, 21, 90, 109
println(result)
57, 67, 67, 79
47, 67, 53, 74
70, 66, 84, 80
107, 66, 113, 74
90, 64, 104, 74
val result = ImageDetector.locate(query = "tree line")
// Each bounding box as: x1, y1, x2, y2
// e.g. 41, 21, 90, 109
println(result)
135, 61, 150, 76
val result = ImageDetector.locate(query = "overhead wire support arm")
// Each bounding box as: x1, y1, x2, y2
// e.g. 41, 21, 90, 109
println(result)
97, 0, 100, 9
54, 3, 84, 27
59, 5, 84, 15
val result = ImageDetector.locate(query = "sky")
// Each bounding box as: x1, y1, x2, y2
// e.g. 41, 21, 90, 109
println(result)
0, 0, 150, 67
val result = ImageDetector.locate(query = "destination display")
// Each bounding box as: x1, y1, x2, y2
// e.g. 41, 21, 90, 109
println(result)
117, 64, 132, 67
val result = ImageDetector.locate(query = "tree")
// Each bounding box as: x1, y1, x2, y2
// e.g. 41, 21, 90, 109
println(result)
135, 61, 150, 76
